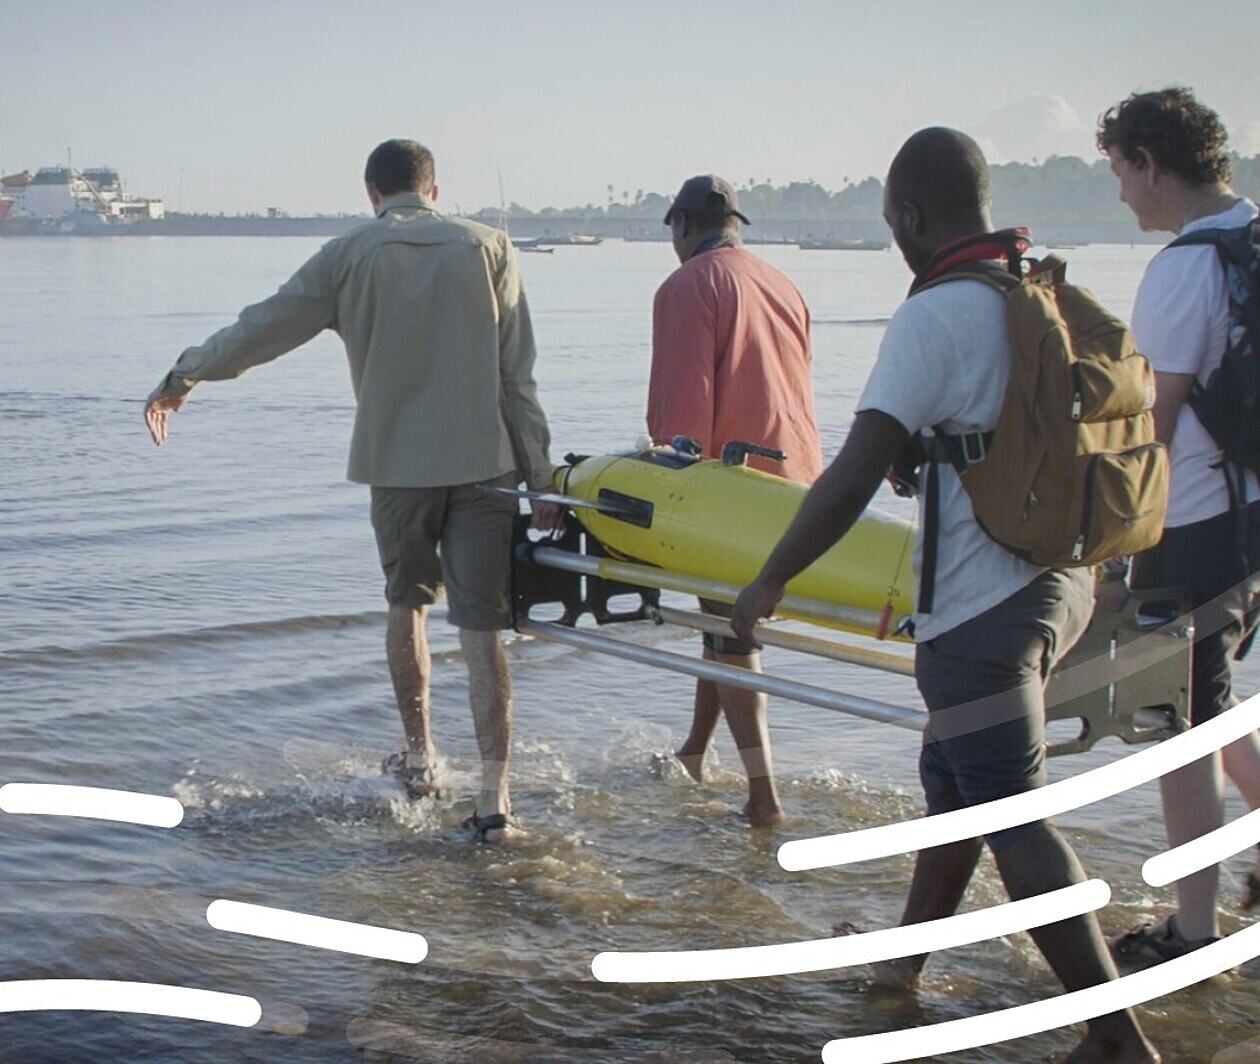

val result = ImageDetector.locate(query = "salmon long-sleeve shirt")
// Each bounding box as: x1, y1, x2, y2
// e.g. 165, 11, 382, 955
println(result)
647, 245, 822, 484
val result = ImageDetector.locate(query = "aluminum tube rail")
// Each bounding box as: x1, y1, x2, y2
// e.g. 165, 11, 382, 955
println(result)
527, 547, 885, 634
517, 619, 926, 732
654, 605, 916, 678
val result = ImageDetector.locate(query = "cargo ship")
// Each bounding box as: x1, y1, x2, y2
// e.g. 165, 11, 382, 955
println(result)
0, 166, 164, 235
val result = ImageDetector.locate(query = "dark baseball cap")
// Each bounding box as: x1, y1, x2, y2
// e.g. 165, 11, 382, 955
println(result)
663, 174, 751, 226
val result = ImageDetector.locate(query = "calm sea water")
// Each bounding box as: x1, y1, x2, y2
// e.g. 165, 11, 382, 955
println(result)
1, 235, 1257, 1063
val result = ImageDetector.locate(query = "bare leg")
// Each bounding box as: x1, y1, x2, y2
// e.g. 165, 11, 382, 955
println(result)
386, 605, 436, 764
460, 628, 516, 842
1222, 731, 1260, 804
676, 680, 722, 782
995, 826, 1158, 1063
1221, 732, 1260, 892
869, 836, 983, 989
1159, 753, 1225, 940
708, 648, 784, 826
872, 827, 1158, 1059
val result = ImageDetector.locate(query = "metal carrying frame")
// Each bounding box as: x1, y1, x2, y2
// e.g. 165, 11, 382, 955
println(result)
511, 516, 1192, 756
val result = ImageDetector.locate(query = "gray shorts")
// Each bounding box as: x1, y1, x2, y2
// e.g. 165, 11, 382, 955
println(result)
698, 598, 757, 657
369, 472, 518, 630
1130, 501, 1260, 726
915, 569, 1093, 850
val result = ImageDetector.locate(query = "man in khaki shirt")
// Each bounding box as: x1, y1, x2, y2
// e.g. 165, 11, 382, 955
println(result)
145, 139, 560, 842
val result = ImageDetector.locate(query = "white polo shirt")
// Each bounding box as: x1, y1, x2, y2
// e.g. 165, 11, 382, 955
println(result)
1131, 198, 1259, 528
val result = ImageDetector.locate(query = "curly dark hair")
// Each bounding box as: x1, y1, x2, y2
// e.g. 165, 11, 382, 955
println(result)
1097, 87, 1231, 186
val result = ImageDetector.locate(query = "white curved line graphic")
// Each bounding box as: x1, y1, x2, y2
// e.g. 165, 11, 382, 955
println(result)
206, 900, 427, 964
0, 979, 260, 1027
0, 784, 184, 828
1144, 806, 1260, 888
820, 919, 1260, 1063
780, 693, 1260, 872
591, 881, 1108, 983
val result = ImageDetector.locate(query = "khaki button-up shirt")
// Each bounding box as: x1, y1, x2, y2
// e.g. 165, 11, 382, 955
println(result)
158, 192, 554, 489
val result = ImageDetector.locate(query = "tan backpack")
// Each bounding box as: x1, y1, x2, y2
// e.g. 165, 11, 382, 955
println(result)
910, 256, 1169, 613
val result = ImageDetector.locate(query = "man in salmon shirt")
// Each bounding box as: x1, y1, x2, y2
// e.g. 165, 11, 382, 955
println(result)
647, 174, 823, 825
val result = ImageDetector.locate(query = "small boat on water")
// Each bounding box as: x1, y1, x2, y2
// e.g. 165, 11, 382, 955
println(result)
509, 235, 554, 253
797, 237, 890, 251
536, 233, 603, 247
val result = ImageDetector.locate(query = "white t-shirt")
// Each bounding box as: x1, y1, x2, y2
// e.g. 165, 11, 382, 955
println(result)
1132, 198, 1259, 528
858, 278, 1051, 642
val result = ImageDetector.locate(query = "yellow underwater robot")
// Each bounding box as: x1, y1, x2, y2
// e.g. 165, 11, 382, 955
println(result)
501, 437, 1192, 754
545, 439, 917, 640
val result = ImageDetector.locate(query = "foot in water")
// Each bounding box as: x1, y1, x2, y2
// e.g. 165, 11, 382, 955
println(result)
831, 923, 921, 991
463, 809, 523, 844
1060, 1030, 1161, 1063
1110, 915, 1219, 968
866, 957, 921, 992
1244, 845, 1260, 910
1245, 870, 1260, 911
649, 748, 709, 784
382, 751, 444, 800
739, 797, 786, 828
674, 742, 708, 783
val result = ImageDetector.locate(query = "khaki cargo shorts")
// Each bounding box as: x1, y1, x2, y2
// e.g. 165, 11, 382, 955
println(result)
370, 471, 518, 630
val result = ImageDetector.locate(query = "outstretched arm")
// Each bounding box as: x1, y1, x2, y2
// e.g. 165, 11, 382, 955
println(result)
730, 409, 909, 643
144, 244, 337, 445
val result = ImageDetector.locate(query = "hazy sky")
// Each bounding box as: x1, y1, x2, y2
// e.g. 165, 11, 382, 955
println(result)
4, 0, 1258, 216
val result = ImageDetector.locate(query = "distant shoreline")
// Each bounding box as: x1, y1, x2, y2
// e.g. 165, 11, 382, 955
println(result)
0, 213, 1171, 245
7, 154, 1254, 245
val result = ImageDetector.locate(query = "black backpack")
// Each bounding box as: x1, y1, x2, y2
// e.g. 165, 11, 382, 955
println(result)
1167, 217, 1260, 500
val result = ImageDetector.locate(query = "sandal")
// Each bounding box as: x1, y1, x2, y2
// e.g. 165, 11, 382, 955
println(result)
381, 751, 444, 800
1111, 915, 1219, 966
1242, 844, 1260, 911
462, 810, 518, 843
1244, 872, 1260, 912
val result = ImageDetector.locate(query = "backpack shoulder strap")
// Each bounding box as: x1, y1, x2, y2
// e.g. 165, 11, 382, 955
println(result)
1167, 227, 1231, 249
916, 262, 1021, 297
910, 259, 1023, 615
1167, 220, 1258, 273
1169, 220, 1259, 529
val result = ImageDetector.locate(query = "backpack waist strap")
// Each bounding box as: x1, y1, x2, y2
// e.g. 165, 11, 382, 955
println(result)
916, 428, 995, 616
922, 429, 995, 471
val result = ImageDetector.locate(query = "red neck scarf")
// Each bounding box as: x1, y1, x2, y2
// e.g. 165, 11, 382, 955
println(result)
910, 227, 1032, 294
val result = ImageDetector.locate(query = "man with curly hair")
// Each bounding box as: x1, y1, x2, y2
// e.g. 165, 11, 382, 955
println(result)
1099, 87, 1260, 963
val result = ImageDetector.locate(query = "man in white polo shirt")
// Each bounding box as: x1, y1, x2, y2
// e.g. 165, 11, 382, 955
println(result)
1100, 87, 1260, 963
